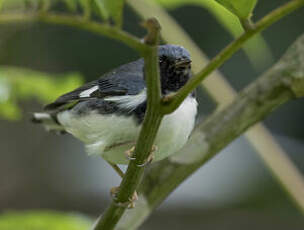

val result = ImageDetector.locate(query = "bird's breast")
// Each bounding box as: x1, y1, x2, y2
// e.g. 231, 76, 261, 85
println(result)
154, 96, 198, 161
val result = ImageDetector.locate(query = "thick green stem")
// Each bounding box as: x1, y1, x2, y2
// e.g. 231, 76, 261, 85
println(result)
161, 0, 304, 114
93, 19, 163, 230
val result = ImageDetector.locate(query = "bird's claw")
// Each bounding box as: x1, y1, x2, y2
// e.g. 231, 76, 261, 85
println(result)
125, 145, 157, 167
125, 146, 136, 160
136, 145, 157, 167
110, 186, 138, 209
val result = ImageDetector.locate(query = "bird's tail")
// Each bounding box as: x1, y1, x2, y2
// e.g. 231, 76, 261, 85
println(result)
32, 112, 65, 133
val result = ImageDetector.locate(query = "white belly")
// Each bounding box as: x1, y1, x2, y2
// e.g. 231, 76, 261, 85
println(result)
57, 96, 197, 164
154, 96, 197, 161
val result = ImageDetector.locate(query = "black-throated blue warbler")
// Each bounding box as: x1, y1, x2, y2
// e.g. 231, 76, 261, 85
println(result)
33, 45, 197, 165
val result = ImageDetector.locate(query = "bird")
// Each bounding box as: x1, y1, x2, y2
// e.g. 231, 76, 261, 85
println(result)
32, 44, 197, 167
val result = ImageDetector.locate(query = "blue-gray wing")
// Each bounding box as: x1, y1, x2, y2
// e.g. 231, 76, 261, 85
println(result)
44, 59, 145, 112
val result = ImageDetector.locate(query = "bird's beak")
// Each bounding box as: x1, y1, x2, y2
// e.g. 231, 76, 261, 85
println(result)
175, 59, 192, 68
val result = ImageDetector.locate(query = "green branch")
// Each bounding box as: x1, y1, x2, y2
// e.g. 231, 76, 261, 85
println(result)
161, 0, 304, 114
116, 34, 304, 229
0, 13, 148, 54
93, 18, 163, 230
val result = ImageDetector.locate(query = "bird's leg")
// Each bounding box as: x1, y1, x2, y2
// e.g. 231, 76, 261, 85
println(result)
106, 160, 138, 208
125, 145, 157, 167
125, 146, 136, 160
107, 161, 125, 178
110, 186, 138, 209
137, 145, 157, 167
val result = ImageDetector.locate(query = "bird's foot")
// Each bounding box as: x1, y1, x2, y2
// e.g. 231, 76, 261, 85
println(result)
137, 145, 157, 167
125, 146, 136, 160
110, 186, 138, 209
125, 145, 157, 167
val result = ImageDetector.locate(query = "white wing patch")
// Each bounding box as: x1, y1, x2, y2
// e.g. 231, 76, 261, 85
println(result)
104, 88, 146, 111
33, 112, 51, 120
33, 113, 63, 131
79, 85, 99, 98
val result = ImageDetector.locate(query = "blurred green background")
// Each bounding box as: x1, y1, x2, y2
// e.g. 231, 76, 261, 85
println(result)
0, 0, 304, 229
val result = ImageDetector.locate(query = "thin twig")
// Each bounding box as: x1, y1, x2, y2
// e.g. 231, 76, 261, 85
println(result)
240, 18, 255, 31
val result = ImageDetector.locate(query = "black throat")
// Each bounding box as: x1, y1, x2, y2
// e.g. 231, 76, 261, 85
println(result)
159, 61, 191, 95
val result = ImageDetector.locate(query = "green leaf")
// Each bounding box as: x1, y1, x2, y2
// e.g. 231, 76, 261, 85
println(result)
0, 0, 5, 11
0, 66, 83, 120
79, 0, 91, 19
104, 0, 124, 26
93, 0, 109, 20
93, 0, 124, 26
214, 0, 257, 19
0, 77, 20, 120
64, 0, 78, 12
0, 211, 92, 230
0, 0, 26, 10
0, 0, 50, 10
26, 0, 40, 8
0, 100, 21, 120
39, 0, 52, 12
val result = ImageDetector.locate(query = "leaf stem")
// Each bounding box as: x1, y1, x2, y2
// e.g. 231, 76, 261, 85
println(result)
161, 0, 304, 114
240, 18, 255, 31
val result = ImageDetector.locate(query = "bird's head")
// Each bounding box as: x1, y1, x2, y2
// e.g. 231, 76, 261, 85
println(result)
158, 45, 192, 94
